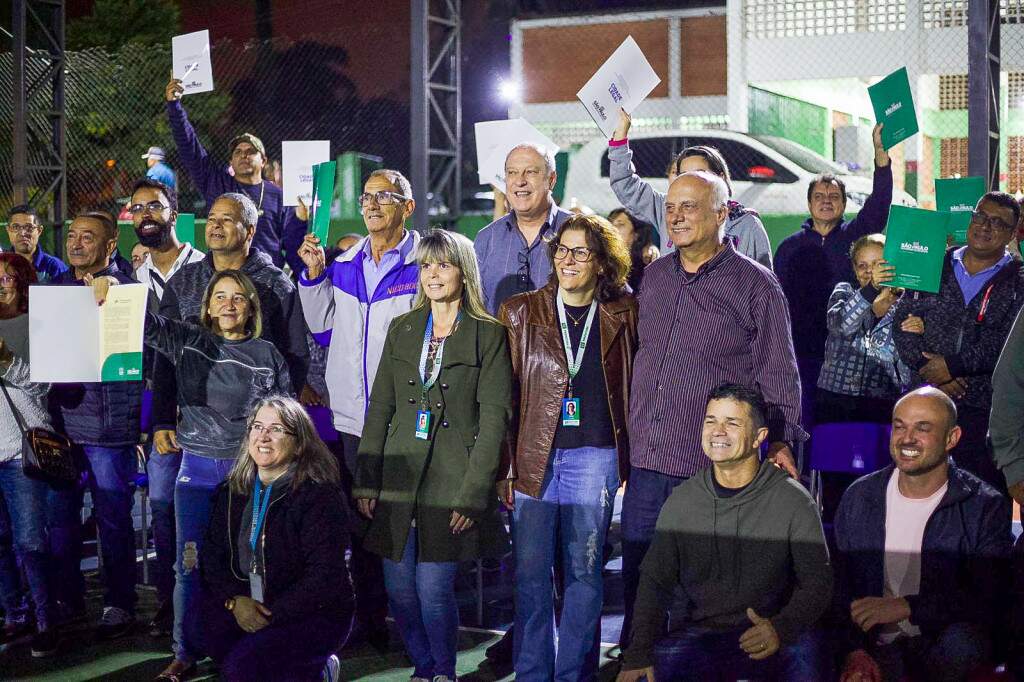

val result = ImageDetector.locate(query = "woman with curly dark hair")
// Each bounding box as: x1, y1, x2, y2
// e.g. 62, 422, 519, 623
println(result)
497, 213, 639, 679
0, 253, 61, 657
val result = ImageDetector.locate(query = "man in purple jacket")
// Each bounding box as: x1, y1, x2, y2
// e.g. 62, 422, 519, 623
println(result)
164, 77, 306, 275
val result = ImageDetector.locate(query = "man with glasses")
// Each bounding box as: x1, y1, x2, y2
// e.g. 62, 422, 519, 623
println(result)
296, 168, 420, 652
165, 77, 305, 274
126, 178, 205, 636
474, 143, 572, 315
894, 191, 1024, 493
5, 205, 68, 282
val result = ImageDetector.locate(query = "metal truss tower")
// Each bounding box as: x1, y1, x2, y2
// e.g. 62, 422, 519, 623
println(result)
967, 0, 1000, 189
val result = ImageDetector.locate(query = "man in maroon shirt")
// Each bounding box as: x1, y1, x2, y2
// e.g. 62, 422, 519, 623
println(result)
620, 170, 806, 649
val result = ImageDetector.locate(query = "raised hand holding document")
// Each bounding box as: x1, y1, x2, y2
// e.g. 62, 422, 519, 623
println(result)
576, 35, 661, 139
172, 30, 214, 95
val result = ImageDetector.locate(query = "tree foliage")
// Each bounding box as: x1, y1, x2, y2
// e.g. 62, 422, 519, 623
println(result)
67, 0, 181, 52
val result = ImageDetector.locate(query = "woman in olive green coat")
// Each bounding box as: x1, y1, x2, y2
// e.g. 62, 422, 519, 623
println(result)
354, 229, 511, 680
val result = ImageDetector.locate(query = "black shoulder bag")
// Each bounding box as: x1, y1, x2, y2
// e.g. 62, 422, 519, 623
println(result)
0, 379, 77, 487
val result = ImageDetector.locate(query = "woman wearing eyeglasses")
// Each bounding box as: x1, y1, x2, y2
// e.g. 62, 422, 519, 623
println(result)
497, 214, 638, 680
354, 229, 512, 682
91, 269, 291, 681
199, 396, 351, 681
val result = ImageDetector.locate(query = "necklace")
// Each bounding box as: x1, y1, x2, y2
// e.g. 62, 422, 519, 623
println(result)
565, 309, 586, 327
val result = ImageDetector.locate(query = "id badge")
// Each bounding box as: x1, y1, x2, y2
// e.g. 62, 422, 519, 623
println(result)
414, 410, 431, 440
561, 398, 580, 427
249, 571, 264, 602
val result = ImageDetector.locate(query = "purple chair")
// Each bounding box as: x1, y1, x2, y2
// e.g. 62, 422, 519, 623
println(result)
808, 422, 891, 509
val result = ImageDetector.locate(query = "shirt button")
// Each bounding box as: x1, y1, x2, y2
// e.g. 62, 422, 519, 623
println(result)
407, 398, 415, 404
657, 385, 663, 391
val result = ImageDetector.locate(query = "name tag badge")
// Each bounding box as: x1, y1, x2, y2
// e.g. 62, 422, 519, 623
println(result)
414, 410, 431, 440
561, 398, 580, 427
249, 571, 264, 602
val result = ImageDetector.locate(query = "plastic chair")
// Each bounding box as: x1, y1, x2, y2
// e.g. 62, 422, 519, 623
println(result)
808, 422, 891, 509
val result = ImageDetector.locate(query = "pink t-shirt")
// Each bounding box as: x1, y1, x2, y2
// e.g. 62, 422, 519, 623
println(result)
879, 469, 947, 642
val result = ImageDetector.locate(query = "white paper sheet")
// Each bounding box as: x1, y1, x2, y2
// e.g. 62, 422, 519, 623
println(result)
29, 284, 148, 383
576, 36, 662, 139
172, 30, 214, 96
282, 141, 331, 207
474, 119, 560, 193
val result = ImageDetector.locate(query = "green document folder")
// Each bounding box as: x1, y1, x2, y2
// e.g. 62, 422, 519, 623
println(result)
175, 213, 196, 245
868, 67, 919, 150
309, 160, 336, 243
882, 205, 950, 294
935, 176, 985, 244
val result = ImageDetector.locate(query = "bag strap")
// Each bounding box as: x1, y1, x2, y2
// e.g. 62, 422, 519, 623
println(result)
0, 378, 29, 435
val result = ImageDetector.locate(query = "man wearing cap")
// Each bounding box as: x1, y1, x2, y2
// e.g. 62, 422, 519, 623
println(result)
142, 146, 177, 191
164, 77, 305, 275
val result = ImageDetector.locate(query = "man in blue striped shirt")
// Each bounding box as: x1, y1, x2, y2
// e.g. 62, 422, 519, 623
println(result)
620, 170, 806, 649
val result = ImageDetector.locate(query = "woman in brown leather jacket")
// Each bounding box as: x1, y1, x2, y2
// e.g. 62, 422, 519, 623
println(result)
497, 213, 638, 681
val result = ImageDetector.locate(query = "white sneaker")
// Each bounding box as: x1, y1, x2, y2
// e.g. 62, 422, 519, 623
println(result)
321, 654, 340, 682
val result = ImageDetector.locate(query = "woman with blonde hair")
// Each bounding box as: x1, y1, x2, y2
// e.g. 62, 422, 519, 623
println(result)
91, 269, 292, 681
199, 396, 352, 680
354, 228, 512, 681
498, 213, 639, 679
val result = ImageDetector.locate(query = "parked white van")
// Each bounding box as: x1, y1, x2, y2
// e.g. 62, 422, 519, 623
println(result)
562, 129, 917, 215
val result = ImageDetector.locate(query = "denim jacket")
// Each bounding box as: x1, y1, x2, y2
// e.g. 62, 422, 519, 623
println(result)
818, 282, 908, 399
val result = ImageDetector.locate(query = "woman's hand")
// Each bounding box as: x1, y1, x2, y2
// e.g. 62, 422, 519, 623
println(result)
496, 479, 515, 510
232, 595, 272, 633
450, 510, 475, 535
84, 274, 118, 306
356, 498, 377, 519
872, 286, 898, 318
870, 260, 895, 289
900, 315, 924, 335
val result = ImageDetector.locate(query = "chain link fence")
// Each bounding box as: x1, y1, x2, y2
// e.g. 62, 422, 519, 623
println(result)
506, 2, 1024, 249
0, 31, 411, 239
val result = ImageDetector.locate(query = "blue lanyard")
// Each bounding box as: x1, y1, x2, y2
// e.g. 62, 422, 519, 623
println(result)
249, 478, 274, 552
419, 311, 461, 392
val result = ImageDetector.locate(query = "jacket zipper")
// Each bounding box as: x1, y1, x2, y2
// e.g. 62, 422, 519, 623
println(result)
258, 492, 285, 601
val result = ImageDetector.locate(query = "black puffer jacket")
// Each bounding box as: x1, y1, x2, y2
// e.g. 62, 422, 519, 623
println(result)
893, 248, 1024, 411
202, 478, 353, 626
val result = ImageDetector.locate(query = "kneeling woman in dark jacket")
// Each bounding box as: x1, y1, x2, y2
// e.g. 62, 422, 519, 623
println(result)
199, 396, 353, 681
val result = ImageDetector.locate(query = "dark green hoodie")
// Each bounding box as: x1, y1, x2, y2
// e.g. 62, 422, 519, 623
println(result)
624, 460, 832, 669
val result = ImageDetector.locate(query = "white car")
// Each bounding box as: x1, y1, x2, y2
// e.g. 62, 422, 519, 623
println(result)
562, 129, 917, 216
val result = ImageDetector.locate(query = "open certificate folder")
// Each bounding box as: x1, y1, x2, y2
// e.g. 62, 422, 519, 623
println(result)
576, 35, 661, 139
881, 206, 951, 294
29, 283, 148, 383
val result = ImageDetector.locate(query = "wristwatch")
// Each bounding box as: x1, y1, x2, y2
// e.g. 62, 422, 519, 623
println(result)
224, 597, 236, 612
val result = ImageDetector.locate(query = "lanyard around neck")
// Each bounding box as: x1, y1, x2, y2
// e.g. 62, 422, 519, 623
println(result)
419, 311, 461, 394
249, 478, 274, 551
556, 294, 597, 385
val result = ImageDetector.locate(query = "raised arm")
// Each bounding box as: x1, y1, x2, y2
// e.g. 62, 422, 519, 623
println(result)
608, 109, 667, 247
165, 76, 221, 199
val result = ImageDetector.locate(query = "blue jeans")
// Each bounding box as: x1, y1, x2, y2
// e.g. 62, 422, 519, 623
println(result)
382, 526, 459, 679
174, 452, 235, 663
620, 466, 687, 648
653, 626, 829, 681
512, 446, 620, 681
147, 448, 182, 603
47, 445, 138, 613
0, 460, 53, 630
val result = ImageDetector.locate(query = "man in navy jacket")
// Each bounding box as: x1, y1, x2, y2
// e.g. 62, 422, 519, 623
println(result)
47, 211, 142, 640
834, 387, 1011, 682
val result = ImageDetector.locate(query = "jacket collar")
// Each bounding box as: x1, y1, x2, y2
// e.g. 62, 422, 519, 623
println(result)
342, 229, 418, 266
865, 459, 977, 511
530, 281, 629, 359
391, 304, 481, 370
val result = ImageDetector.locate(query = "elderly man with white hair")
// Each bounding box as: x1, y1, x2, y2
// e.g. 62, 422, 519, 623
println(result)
474, 142, 572, 315
619, 170, 807, 650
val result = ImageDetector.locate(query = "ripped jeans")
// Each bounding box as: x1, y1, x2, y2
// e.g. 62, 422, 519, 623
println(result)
513, 446, 620, 682
173, 452, 235, 663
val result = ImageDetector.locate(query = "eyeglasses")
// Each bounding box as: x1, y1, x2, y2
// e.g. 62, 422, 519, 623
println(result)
0, 276, 17, 286
249, 423, 293, 438
128, 201, 169, 216
359, 191, 409, 207
517, 251, 531, 288
969, 210, 1014, 233
553, 244, 594, 263
7, 223, 40, 234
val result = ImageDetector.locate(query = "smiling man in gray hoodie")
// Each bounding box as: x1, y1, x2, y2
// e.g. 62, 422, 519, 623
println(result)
618, 383, 832, 682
